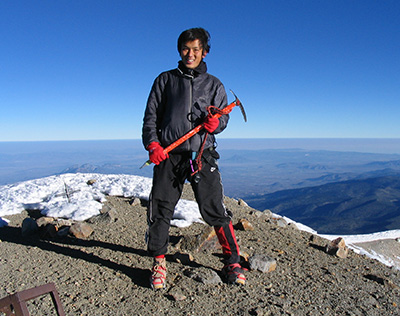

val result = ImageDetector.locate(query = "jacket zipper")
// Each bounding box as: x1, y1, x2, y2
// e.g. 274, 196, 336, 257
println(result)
180, 68, 195, 151
188, 75, 194, 150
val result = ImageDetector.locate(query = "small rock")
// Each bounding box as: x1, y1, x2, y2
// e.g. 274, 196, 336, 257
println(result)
249, 210, 263, 218
57, 226, 71, 237
21, 218, 39, 236
250, 209, 272, 219
36, 216, 55, 227
40, 223, 58, 239
178, 226, 220, 252
87, 179, 96, 185
170, 292, 187, 301
235, 218, 254, 231
262, 209, 273, 218
87, 210, 117, 224
56, 219, 74, 227
270, 217, 287, 228
70, 222, 93, 238
249, 254, 277, 273
326, 237, 348, 258
238, 199, 248, 207
173, 252, 194, 264
184, 267, 222, 284
129, 197, 141, 206
336, 247, 348, 259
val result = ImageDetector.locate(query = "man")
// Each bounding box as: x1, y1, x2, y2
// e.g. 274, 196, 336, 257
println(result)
142, 27, 245, 290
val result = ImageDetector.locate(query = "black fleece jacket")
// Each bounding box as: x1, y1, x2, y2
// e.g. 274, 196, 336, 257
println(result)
142, 61, 229, 153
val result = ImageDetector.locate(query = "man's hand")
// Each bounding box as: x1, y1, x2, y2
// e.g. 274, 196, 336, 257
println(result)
203, 115, 219, 133
147, 142, 169, 165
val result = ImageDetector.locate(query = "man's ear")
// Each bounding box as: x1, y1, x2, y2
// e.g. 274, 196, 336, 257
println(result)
202, 51, 208, 59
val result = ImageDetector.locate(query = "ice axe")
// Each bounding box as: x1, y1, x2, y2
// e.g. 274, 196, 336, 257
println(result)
140, 90, 247, 169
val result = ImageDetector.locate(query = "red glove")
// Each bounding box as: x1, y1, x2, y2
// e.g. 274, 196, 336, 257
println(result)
147, 142, 169, 165
203, 115, 219, 133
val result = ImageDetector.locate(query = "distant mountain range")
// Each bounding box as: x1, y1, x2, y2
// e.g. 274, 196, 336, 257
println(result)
245, 174, 400, 235
3, 139, 400, 236
218, 149, 400, 198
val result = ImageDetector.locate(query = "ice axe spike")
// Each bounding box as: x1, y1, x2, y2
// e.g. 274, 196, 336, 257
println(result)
140, 90, 247, 169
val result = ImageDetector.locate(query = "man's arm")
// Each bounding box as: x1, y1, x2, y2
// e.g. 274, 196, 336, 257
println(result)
142, 75, 166, 149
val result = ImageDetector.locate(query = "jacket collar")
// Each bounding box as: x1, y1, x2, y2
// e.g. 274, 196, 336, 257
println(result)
177, 60, 207, 78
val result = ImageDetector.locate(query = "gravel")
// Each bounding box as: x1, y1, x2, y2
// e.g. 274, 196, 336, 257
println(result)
1, 185, 400, 315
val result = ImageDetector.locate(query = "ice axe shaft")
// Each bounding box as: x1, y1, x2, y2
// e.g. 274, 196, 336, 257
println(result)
140, 90, 246, 168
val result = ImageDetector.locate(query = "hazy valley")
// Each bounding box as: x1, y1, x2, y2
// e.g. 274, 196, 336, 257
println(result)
1, 139, 400, 235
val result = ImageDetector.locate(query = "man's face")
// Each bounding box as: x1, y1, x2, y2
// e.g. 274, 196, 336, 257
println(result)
180, 39, 207, 69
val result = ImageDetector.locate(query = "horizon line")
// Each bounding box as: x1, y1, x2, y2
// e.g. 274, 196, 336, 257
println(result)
1, 137, 400, 143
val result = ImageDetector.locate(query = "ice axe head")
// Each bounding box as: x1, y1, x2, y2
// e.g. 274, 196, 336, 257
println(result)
230, 90, 247, 122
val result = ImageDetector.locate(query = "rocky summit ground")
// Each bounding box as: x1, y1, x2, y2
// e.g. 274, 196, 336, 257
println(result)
1, 184, 400, 316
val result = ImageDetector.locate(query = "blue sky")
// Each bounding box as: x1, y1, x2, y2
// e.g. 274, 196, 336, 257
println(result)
1, 0, 399, 141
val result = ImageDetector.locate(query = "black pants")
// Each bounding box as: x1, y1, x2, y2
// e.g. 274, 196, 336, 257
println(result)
146, 150, 240, 265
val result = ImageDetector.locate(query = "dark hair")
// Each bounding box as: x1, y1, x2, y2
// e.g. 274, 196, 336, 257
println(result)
177, 27, 211, 53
